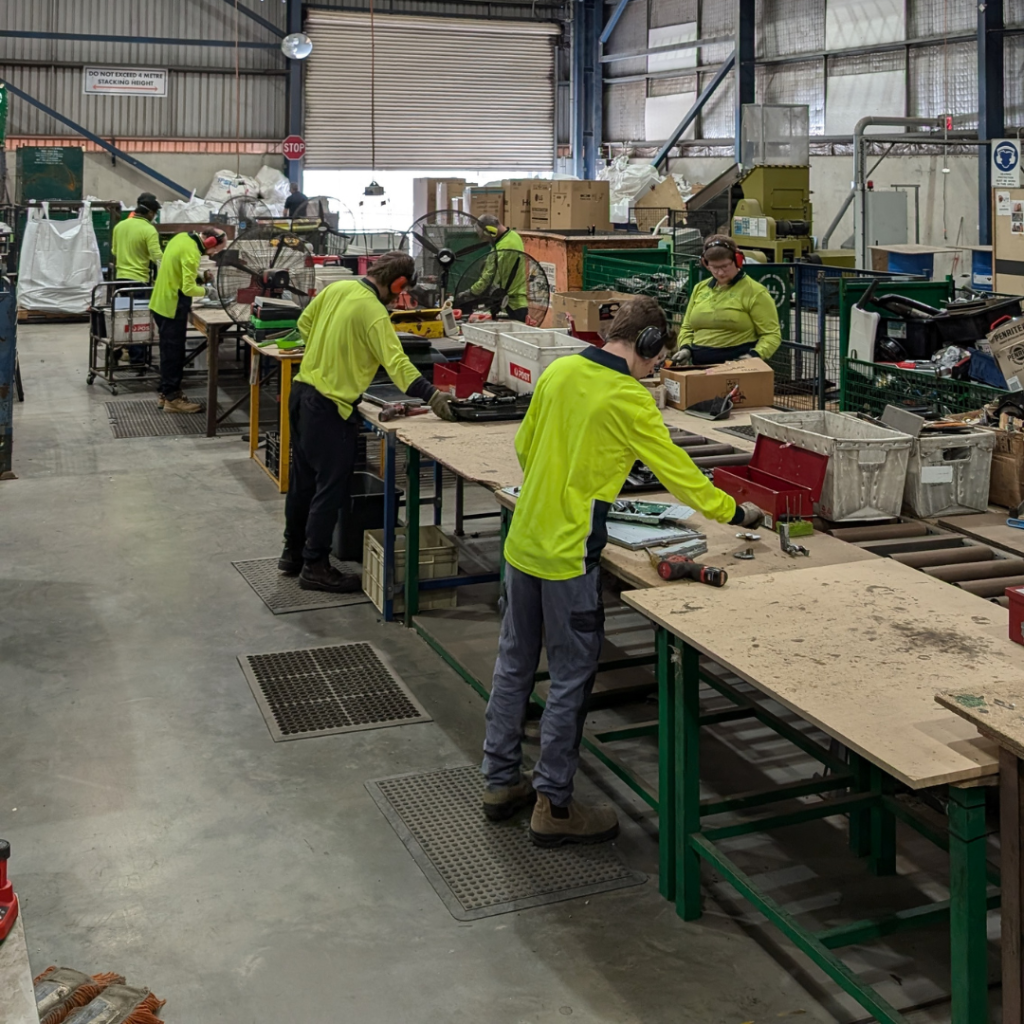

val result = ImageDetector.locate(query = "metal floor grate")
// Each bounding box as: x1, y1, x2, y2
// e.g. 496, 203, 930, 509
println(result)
106, 394, 227, 438
715, 424, 756, 441
232, 556, 370, 614
240, 642, 430, 741
366, 765, 645, 921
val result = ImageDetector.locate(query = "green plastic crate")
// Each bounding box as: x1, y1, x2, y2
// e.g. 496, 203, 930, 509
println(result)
841, 358, 1008, 417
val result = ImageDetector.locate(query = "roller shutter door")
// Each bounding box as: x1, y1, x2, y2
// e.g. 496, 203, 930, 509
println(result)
304, 9, 559, 171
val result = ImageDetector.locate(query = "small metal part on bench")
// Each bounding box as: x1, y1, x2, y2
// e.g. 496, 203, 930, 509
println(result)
779, 521, 810, 557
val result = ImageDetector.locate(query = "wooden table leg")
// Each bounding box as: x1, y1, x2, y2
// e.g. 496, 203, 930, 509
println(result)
206, 328, 219, 438
278, 360, 293, 494
1003, 748, 1024, 1024
948, 783, 991, 1024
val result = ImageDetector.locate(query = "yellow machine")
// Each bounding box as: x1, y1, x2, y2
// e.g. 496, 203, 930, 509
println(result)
730, 165, 814, 262
389, 307, 458, 339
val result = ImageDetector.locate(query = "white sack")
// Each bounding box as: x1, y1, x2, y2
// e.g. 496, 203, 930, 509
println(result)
17, 202, 103, 313
255, 164, 290, 204
204, 169, 259, 205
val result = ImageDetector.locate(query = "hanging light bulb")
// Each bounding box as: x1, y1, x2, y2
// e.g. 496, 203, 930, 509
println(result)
281, 33, 313, 59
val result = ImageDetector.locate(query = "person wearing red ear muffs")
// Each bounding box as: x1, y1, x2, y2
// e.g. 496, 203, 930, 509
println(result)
675, 234, 781, 367
149, 227, 228, 413
279, 250, 457, 594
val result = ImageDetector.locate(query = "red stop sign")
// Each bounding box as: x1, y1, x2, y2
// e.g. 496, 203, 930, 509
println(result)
282, 135, 306, 161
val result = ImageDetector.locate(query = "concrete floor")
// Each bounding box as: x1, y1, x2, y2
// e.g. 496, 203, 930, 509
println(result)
1, 323, 996, 1022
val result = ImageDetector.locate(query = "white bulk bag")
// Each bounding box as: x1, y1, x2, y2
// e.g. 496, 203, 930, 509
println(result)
17, 202, 103, 313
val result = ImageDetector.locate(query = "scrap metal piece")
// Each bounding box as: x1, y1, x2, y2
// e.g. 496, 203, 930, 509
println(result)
779, 521, 811, 557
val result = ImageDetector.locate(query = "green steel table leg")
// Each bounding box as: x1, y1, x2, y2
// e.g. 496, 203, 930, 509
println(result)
948, 785, 991, 1024
656, 628, 675, 901
403, 445, 421, 627
676, 639, 702, 921
869, 764, 897, 877
849, 752, 872, 858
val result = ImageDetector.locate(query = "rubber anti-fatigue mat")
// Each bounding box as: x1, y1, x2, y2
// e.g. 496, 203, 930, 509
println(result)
366, 765, 645, 921
105, 394, 226, 438
714, 424, 756, 442
232, 556, 370, 614
239, 642, 430, 741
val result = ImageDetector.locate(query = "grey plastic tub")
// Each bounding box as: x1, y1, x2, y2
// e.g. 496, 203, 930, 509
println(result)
750, 410, 914, 521
903, 430, 995, 517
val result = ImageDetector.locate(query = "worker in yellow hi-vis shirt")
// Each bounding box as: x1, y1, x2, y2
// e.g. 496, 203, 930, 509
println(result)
280, 251, 456, 595
677, 235, 782, 365
111, 192, 164, 366
481, 296, 763, 847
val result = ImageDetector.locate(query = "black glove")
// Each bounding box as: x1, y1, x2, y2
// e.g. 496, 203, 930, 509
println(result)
454, 291, 476, 309
427, 389, 457, 422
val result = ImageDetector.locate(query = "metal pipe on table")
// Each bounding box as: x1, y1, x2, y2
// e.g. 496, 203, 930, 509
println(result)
924, 558, 1024, 583
689, 452, 752, 468
958, 574, 1024, 598
832, 522, 929, 543
890, 545, 996, 568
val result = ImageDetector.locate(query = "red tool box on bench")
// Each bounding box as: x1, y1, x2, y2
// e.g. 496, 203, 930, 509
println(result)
433, 343, 494, 399
713, 435, 829, 525
1007, 586, 1024, 646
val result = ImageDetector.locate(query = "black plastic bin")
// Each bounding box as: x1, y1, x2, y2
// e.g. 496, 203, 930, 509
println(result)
332, 472, 403, 562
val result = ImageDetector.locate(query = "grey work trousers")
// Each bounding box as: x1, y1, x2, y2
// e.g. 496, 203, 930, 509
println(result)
482, 563, 604, 806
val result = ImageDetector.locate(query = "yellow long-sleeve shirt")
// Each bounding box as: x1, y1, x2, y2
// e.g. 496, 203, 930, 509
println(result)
150, 232, 205, 318
295, 278, 429, 419
504, 346, 737, 581
111, 215, 163, 283
678, 272, 781, 360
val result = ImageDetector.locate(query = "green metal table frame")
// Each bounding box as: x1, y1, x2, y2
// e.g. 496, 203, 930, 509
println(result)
394, 433, 998, 1023
657, 628, 998, 1024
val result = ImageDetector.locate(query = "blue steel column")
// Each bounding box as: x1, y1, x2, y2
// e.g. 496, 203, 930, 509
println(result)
978, 0, 1004, 245
734, 0, 756, 165
572, 0, 586, 177
286, 0, 304, 186
584, 0, 602, 178
0, 277, 15, 477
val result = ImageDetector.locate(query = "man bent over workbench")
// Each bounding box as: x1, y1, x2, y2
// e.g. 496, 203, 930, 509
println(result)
482, 297, 763, 846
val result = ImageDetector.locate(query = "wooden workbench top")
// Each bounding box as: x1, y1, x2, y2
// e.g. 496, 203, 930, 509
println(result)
938, 687, 1024, 762
189, 306, 236, 328
244, 335, 304, 361
622, 559, 1006, 789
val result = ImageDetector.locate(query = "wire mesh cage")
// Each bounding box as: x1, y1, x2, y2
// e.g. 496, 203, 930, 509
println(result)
842, 359, 1008, 417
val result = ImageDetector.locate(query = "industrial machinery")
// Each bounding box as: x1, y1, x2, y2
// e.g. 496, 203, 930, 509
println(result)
730, 165, 814, 263
400, 210, 491, 310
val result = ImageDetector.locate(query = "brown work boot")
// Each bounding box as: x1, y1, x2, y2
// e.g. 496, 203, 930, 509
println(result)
162, 394, 202, 414
299, 558, 361, 594
530, 793, 619, 848
482, 774, 536, 822
157, 394, 165, 408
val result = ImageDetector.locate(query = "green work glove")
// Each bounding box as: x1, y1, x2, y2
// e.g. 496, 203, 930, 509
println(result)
428, 389, 457, 422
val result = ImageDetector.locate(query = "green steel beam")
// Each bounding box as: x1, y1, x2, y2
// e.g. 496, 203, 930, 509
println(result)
699, 706, 756, 726
702, 793, 877, 842
815, 894, 1001, 950
533, 653, 656, 682
692, 833, 912, 1024
414, 623, 490, 701
593, 722, 659, 743
700, 774, 854, 817
658, 628, 676, 901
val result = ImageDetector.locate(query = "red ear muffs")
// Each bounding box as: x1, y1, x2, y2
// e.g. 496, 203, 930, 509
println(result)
734, 250, 744, 268
202, 234, 220, 250
390, 276, 408, 295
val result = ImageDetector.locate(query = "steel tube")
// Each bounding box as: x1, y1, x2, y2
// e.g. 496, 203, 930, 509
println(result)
958, 575, 1024, 598
689, 452, 751, 468
831, 522, 929, 542
891, 546, 996, 568
925, 558, 1024, 582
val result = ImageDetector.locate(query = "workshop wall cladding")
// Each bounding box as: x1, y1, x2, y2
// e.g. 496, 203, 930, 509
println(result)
302, 10, 559, 171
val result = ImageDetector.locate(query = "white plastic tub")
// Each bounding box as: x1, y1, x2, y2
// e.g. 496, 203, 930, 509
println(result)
750, 410, 914, 521
497, 329, 591, 394
904, 431, 995, 517
461, 321, 568, 384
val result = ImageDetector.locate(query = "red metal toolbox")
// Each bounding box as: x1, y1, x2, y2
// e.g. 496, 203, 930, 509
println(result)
713, 435, 829, 524
1007, 586, 1024, 646
433, 343, 494, 399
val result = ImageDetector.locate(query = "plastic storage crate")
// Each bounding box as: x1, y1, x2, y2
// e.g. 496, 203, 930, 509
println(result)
362, 525, 458, 614
751, 410, 914, 521
497, 329, 590, 394
903, 431, 996, 517
460, 321, 567, 383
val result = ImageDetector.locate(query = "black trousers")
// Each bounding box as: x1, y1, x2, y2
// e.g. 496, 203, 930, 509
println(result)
153, 291, 192, 396
283, 382, 360, 563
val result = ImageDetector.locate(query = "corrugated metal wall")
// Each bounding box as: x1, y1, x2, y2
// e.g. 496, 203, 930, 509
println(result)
3, 0, 287, 139
306, 0, 565, 21
601, 0, 1023, 144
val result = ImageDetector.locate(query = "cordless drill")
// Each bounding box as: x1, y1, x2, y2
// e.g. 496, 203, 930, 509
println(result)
657, 555, 729, 587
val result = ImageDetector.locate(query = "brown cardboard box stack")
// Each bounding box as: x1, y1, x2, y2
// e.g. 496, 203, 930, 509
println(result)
989, 429, 1024, 508
412, 178, 468, 221
528, 182, 554, 229
988, 317, 1024, 392
503, 180, 534, 231
659, 359, 775, 412
550, 181, 611, 231
468, 187, 505, 222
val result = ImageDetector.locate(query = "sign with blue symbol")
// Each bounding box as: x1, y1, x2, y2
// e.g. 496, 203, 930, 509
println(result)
993, 139, 1022, 187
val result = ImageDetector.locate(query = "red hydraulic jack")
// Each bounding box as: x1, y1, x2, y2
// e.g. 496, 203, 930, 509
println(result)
0, 840, 19, 942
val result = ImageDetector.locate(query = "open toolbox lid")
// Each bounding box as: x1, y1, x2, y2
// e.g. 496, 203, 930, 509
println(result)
749, 435, 829, 502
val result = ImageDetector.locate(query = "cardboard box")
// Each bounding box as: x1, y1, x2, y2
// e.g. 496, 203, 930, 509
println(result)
550, 180, 611, 231
503, 179, 534, 231
988, 428, 1024, 508
659, 359, 775, 412
529, 181, 554, 229
413, 178, 467, 221
468, 187, 504, 222
988, 317, 1024, 392
551, 290, 634, 338
633, 176, 686, 232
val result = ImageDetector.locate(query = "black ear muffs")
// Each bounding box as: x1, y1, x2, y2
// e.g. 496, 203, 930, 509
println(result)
636, 326, 665, 360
